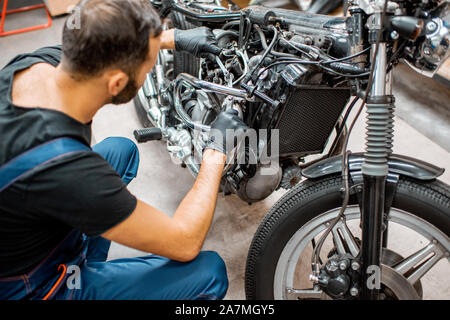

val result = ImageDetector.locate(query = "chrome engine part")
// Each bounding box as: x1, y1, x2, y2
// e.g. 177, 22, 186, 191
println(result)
402, 2, 450, 77
237, 163, 282, 203
166, 127, 192, 165
407, 16, 450, 76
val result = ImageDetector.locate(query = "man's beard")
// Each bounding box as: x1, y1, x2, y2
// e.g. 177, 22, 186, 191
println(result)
110, 76, 139, 105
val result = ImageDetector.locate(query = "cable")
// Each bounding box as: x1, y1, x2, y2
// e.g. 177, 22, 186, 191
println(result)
320, 46, 371, 64
328, 96, 360, 156
260, 59, 319, 72
254, 58, 369, 84
223, 20, 240, 30
232, 50, 250, 85
318, 64, 370, 78
254, 25, 298, 58
387, 40, 406, 72
244, 25, 279, 88
254, 45, 371, 80
216, 30, 239, 41
282, 40, 315, 60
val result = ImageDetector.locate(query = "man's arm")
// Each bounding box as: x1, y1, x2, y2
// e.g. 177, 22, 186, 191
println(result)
101, 149, 226, 262
160, 29, 175, 50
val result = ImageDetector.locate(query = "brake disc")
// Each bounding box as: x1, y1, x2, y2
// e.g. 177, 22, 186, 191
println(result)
381, 248, 423, 298
380, 265, 421, 300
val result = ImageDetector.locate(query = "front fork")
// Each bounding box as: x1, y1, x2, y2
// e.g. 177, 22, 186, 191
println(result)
359, 41, 395, 299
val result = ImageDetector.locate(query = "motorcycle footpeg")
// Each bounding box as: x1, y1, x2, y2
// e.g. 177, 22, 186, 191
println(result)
133, 128, 163, 143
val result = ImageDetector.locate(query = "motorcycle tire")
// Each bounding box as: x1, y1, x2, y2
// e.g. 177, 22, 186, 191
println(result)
245, 174, 450, 299
133, 11, 200, 128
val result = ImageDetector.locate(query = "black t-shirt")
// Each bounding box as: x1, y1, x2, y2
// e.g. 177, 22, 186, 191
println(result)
0, 46, 137, 277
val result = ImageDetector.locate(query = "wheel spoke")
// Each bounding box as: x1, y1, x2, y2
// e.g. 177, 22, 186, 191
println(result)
331, 227, 346, 256
330, 220, 360, 257
406, 251, 444, 285
286, 288, 324, 300
338, 221, 360, 257
393, 241, 445, 284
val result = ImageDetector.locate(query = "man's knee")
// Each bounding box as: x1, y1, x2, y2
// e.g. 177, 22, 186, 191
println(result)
107, 137, 139, 162
193, 251, 229, 300
94, 137, 140, 184
115, 137, 139, 184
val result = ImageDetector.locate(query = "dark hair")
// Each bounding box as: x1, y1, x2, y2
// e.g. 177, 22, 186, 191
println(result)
62, 0, 162, 80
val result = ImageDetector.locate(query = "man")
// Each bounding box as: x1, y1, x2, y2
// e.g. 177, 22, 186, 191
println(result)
0, 0, 246, 300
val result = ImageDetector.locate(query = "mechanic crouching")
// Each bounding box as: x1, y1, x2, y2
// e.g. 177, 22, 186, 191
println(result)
0, 0, 247, 300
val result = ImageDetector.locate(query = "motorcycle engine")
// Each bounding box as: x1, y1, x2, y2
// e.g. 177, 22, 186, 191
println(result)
179, 71, 283, 203
173, 17, 350, 202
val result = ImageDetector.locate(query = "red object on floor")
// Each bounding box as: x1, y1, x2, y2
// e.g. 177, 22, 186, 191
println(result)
0, 0, 52, 37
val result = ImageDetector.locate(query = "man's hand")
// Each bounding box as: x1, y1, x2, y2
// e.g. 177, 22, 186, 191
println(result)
174, 27, 221, 58
206, 109, 248, 156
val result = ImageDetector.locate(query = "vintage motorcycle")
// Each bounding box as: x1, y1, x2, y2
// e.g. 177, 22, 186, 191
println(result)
133, 0, 450, 299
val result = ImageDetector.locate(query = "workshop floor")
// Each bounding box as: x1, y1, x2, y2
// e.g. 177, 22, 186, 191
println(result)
0, 2, 449, 299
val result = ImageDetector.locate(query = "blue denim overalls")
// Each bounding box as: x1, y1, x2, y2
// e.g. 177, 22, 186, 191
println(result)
0, 138, 90, 300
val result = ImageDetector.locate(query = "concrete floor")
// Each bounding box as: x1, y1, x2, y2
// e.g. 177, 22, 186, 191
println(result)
1, 3, 449, 299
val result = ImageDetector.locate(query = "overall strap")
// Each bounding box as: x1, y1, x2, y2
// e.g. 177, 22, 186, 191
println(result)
0, 137, 91, 193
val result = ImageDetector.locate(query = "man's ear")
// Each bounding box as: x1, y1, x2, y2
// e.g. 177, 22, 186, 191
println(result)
106, 70, 129, 97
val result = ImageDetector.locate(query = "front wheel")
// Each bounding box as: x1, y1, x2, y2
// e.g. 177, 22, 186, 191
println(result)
245, 174, 450, 300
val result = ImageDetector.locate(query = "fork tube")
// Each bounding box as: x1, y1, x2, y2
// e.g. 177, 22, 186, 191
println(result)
370, 43, 387, 96
382, 69, 394, 249
360, 42, 389, 300
360, 175, 385, 299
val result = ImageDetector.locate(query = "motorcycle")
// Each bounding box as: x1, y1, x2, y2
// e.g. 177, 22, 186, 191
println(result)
133, 0, 450, 299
